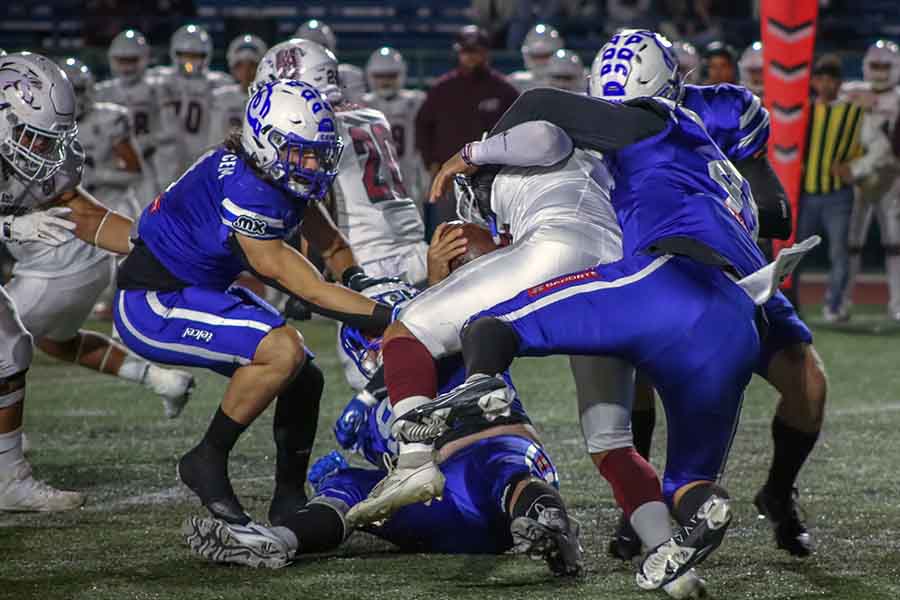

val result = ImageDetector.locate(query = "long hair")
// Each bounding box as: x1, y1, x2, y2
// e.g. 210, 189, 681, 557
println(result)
222, 130, 272, 183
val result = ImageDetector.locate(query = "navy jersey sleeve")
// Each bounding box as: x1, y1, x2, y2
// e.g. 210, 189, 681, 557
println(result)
706, 84, 770, 162
489, 87, 667, 152
219, 160, 292, 241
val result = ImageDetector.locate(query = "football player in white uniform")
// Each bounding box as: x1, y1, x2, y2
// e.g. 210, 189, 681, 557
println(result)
253, 40, 428, 286
508, 24, 564, 93
739, 41, 764, 97
293, 20, 367, 104
151, 24, 233, 186
0, 52, 186, 511
544, 49, 587, 93
95, 29, 163, 209
840, 40, 900, 320
672, 41, 701, 84
362, 47, 429, 209
208, 34, 268, 146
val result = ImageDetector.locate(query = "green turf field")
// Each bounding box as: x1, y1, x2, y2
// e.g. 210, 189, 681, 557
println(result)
3, 312, 900, 600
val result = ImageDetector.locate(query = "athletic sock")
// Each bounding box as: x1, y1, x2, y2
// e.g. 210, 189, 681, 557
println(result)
273, 361, 323, 491
507, 478, 567, 521
117, 354, 150, 384
201, 407, 247, 457
382, 337, 437, 407
765, 415, 820, 504
631, 405, 656, 461
278, 501, 346, 555
0, 426, 26, 476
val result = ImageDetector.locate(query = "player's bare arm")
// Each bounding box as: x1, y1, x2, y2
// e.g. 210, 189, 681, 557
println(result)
300, 201, 358, 279
58, 186, 133, 254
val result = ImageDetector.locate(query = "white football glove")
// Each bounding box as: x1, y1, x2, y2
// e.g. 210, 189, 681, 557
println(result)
0, 207, 77, 246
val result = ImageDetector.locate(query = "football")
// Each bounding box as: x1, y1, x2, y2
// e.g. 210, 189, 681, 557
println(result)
446, 221, 504, 272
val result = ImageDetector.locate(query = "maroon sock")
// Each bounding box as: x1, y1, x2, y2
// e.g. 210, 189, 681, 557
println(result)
382, 336, 438, 406
595, 446, 663, 518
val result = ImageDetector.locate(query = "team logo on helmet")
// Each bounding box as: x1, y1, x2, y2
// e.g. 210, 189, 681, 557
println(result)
0, 66, 43, 109
246, 82, 274, 136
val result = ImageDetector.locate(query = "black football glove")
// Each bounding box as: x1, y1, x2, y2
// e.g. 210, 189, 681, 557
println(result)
342, 266, 403, 293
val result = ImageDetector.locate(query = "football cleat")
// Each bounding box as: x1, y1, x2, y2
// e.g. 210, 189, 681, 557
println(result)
608, 512, 643, 561
510, 507, 583, 576
637, 494, 732, 590
754, 486, 813, 557
0, 462, 85, 512
149, 368, 195, 419
663, 569, 708, 599
395, 374, 513, 438
182, 517, 294, 568
345, 456, 444, 528
178, 445, 251, 525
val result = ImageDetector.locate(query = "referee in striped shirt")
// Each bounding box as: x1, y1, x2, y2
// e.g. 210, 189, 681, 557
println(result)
796, 54, 864, 322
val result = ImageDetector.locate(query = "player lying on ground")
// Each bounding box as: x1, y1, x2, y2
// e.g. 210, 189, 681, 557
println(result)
358, 30, 820, 592
113, 80, 396, 527
0, 52, 190, 512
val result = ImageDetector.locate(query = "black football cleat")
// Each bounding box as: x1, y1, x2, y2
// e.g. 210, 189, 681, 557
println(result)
754, 486, 813, 557
178, 444, 251, 526
268, 483, 308, 527
637, 494, 732, 590
511, 507, 583, 576
608, 512, 643, 562
396, 373, 512, 436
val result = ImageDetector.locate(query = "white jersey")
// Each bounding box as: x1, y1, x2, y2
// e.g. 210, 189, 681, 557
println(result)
492, 148, 620, 251
150, 68, 233, 186
841, 81, 900, 190
77, 102, 142, 217
331, 106, 425, 265
95, 76, 164, 205
0, 141, 107, 278
208, 83, 247, 147
360, 89, 429, 205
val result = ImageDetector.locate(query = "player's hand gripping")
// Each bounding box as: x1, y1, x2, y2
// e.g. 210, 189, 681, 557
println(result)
0, 207, 77, 246
429, 149, 478, 203
427, 222, 468, 286
334, 389, 379, 450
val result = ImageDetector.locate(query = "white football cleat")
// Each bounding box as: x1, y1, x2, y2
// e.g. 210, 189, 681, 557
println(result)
147, 367, 195, 418
182, 517, 294, 569
0, 462, 85, 512
345, 457, 444, 528
663, 569, 708, 599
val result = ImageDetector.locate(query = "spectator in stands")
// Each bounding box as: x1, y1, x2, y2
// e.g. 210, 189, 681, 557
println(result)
796, 54, 865, 322
703, 41, 738, 84
605, 0, 655, 34
415, 25, 519, 231
471, 1, 584, 50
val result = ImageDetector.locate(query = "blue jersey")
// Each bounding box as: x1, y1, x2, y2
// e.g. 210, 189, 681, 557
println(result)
357, 357, 526, 465
138, 149, 305, 289
681, 84, 769, 164
606, 98, 766, 277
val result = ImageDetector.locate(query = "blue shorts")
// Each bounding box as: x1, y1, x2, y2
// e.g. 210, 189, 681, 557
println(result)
470, 254, 761, 504
756, 291, 813, 377
113, 285, 287, 377
317, 435, 558, 554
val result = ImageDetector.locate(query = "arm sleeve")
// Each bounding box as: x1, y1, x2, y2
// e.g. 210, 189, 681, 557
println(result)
468, 121, 574, 167
220, 179, 289, 241
488, 88, 667, 152
735, 155, 792, 240
718, 87, 770, 162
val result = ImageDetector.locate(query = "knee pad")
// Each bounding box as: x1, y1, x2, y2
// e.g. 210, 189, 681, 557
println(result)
0, 369, 28, 408
580, 401, 634, 454
1, 327, 33, 383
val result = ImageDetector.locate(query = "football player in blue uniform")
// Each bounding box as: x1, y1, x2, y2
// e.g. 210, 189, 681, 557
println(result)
360, 30, 819, 591
181, 282, 585, 579
113, 80, 397, 528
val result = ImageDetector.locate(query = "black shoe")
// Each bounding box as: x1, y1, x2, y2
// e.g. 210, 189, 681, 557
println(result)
637, 494, 732, 590
268, 482, 308, 527
397, 374, 511, 436
511, 507, 583, 576
178, 444, 250, 526
754, 486, 813, 557
608, 512, 642, 561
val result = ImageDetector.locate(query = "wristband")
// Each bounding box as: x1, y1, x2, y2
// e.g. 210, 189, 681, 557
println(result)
93, 210, 112, 247
461, 143, 475, 167
341, 265, 365, 287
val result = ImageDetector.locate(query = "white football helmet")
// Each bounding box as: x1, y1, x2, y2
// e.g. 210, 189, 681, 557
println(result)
170, 24, 212, 78
522, 24, 564, 76
294, 20, 337, 53
57, 57, 95, 119
863, 40, 900, 91
0, 52, 77, 183
366, 47, 406, 100
339, 64, 366, 104
672, 41, 700, 84
108, 29, 150, 84
227, 34, 268, 70
546, 49, 585, 92
0, 49, 6, 57
251, 39, 341, 103
739, 41, 764, 96
241, 79, 342, 200
590, 29, 679, 102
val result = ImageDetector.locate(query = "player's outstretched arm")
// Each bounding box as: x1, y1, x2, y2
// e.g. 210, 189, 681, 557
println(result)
235, 234, 391, 333
59, 186, 134, 254
300, 202, 358, 280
